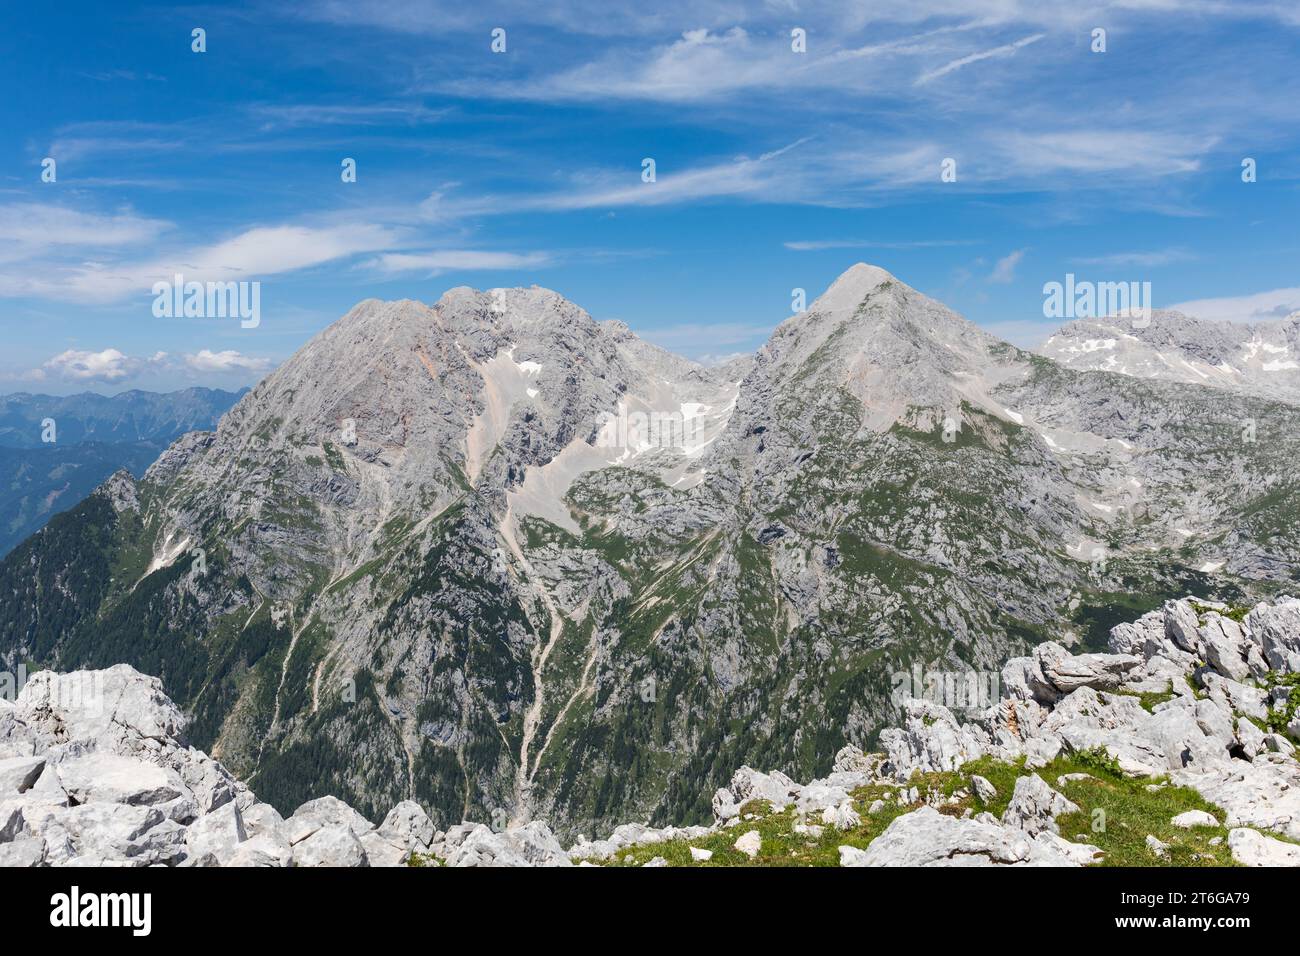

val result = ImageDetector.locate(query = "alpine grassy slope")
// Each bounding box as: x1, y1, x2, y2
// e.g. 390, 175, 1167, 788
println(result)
1, 264, 1296, 840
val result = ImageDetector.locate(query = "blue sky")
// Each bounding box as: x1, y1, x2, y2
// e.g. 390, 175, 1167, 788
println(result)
2, 0, 1299, 393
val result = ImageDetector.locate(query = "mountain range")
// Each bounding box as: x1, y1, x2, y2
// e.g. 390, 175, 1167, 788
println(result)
0, 388, 244, 557
1, 265, 1295, 838
1038, 309, 1300, 405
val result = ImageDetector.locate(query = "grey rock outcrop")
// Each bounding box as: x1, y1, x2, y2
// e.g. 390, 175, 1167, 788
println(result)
435, 821, 572, 867
0, 664, 426, 867
1001, 775, 1080, 837
843, 806, 1077, 867
1227, 827, 1300, 866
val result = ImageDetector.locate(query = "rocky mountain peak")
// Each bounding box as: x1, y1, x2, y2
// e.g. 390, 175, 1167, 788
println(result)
809, 261, 897, 314
748, 263, 1018, 432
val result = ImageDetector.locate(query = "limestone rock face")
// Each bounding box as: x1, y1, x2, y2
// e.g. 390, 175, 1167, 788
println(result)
1248, 600, 1300, 672
712, 766, 802, 820
226, 833, 294, 868
294, 825, 369, 868
879, 699, 985, 780
1171, 810, 1218, 829
1033, 643, 1142, 696
0, 664, 410, 867
184, 802, 247, 866
847, 597, 1300, 865
0, 756, 44, 795
1002, 642, 1142, 707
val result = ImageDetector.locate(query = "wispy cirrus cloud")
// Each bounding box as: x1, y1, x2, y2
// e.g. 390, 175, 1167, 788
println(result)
45, 120, 193, 163
427, 138, 822, 215
292, 0, 1300, 38
246, 102, 451, 130
434, 23, 998, 104
426, 123, 1213, 220
1071, 248, 1196, 268
989, 248, 1026, 283
11, 223, 399, 303
998, 131, 1216, 177
365, 249, 551, 276
0, 203, 169, 253
916, 33, 1044, 84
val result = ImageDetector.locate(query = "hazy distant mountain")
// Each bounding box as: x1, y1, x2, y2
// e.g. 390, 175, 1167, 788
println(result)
0, 387, 247, 447
0, 387, 243, 555
1, 267, 1294, 838
1038, 310, 1300, 404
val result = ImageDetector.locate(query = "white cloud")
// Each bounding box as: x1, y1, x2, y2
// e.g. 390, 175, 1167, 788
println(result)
33, 348, 162, 383
27, 347, 273, 384
184, 350, 274, 373
1167, 287, 1300, 324
0, 203, 169, 260
989, 248, 1026, 283
33, 223, 398, 302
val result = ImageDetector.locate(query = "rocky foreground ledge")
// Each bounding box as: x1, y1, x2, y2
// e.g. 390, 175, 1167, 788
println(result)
3, 596, 1299, 867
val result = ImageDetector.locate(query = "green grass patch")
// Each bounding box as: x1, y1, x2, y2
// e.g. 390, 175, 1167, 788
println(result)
586, 749, 1254, 867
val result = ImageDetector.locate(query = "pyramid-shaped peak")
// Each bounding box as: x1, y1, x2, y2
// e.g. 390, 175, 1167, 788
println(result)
811, 263, 899, 314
